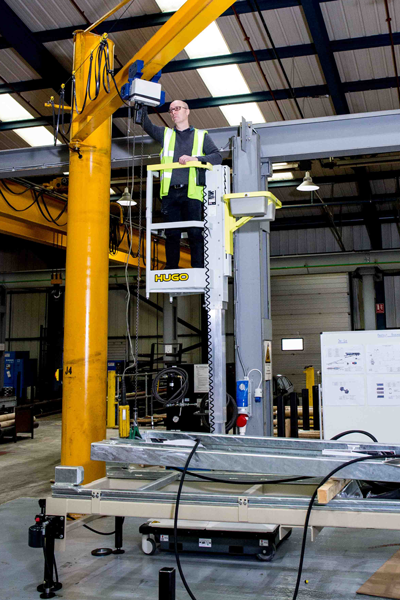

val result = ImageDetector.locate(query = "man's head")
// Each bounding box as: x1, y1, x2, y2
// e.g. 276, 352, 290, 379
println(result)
169, 100, 190, 130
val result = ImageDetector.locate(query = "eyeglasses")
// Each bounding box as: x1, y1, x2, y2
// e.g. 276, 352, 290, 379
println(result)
169, 106, 187, 114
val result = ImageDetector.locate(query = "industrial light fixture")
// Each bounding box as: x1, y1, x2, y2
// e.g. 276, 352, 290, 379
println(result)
268, 172, 294, 182
117, 187, 137, 206
273, 162, 299, 170
296, 171, 319, 192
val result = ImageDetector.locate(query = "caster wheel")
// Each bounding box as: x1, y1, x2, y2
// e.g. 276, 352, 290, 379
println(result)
142, 537, 157, 555
256, 543, 276, 562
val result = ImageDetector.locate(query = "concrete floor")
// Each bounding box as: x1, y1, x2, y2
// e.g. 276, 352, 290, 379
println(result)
0, 414, 399, 600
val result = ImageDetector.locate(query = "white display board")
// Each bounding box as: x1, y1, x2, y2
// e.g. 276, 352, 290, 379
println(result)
321, 330, 400, 443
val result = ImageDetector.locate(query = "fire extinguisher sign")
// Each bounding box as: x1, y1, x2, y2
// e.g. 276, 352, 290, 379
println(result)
264, 341, 272, 381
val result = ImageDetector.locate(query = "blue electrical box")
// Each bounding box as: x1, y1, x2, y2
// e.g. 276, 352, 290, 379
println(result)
236, 379, 249, 409
4, 351, 34, 399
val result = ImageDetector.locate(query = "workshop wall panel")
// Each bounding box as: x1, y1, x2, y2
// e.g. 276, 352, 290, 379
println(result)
382, 224, 400, 250
271, 225, 372, 256
384, 275, 400, 328
6, 291, 47, 362
271, 274, 351, 392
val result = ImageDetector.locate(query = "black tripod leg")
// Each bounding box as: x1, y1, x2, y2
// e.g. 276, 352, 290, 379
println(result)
38, 524, 62, 598
113, 516, 125, 554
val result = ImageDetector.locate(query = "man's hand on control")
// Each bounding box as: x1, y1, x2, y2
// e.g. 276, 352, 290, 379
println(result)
179, 155, 197, 165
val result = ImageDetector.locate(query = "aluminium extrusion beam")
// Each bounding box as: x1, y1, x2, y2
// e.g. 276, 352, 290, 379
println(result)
1, 110, 400, 179
91, 432, 400, 483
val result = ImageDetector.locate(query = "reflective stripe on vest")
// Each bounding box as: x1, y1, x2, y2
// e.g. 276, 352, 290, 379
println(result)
160, 128, 208, 201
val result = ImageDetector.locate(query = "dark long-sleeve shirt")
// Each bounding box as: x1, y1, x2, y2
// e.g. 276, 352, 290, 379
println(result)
142, 107, 222, 186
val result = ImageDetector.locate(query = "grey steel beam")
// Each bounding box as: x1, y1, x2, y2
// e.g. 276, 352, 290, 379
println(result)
1, 110, 400, 179
257, 110, 400, 162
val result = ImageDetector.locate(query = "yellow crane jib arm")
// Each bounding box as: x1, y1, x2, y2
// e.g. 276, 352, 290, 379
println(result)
71, 0, 237, 142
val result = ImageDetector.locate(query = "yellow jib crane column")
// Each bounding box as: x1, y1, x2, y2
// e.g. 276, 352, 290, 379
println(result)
61, 31, 114, 484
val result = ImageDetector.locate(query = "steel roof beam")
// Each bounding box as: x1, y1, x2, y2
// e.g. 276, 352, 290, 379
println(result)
300, 0, 349, 114
4, 76, 400, 132
2, 33, 400, 96
0, 0, 70, 93
0, 0, 338, 51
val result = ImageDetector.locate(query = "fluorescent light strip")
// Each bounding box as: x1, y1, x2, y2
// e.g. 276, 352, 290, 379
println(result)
155, 1, 265, 126
0, 93, 57, 147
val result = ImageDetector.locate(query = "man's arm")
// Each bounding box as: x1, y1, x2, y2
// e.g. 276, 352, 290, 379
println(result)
197, 133, 222, 165
141, 106, 165, 145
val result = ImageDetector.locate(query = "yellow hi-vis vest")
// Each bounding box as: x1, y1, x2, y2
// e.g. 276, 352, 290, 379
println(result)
159, 127, 208, 201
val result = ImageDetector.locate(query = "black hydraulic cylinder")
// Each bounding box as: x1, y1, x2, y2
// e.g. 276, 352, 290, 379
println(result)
276, 395, 285, 438
289, 392, 298, 438
312, 385, 320, 431
159, 567, 176, 600
301, 389, 310, 431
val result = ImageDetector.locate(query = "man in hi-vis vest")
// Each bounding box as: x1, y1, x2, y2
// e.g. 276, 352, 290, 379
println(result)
143, 100, 222, 269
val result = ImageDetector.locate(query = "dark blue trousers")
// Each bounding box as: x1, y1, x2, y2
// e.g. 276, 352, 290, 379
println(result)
161, 186, 204, 269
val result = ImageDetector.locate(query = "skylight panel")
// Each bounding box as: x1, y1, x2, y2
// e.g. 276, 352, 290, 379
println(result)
0, 93, 59, 147
198, 65, 249, 97
0, 94, 33, 122
15, 126, 56, 147
220, 103, 265, 126
185, 23, 230, 59
156, 0, 185, 12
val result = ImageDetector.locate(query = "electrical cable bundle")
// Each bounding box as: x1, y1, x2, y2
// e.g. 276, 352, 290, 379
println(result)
151, 367, 189, 406
171, 431, 400, 600
199, 393, 238, 433
0, 180, 67, 226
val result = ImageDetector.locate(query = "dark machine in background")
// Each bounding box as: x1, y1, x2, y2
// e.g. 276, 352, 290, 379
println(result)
3, 351, 37, 401
163, 363, 237, 433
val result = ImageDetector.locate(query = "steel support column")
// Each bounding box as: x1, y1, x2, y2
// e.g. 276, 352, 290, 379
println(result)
61, 31, 114, 484
233, 122, 272, 436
